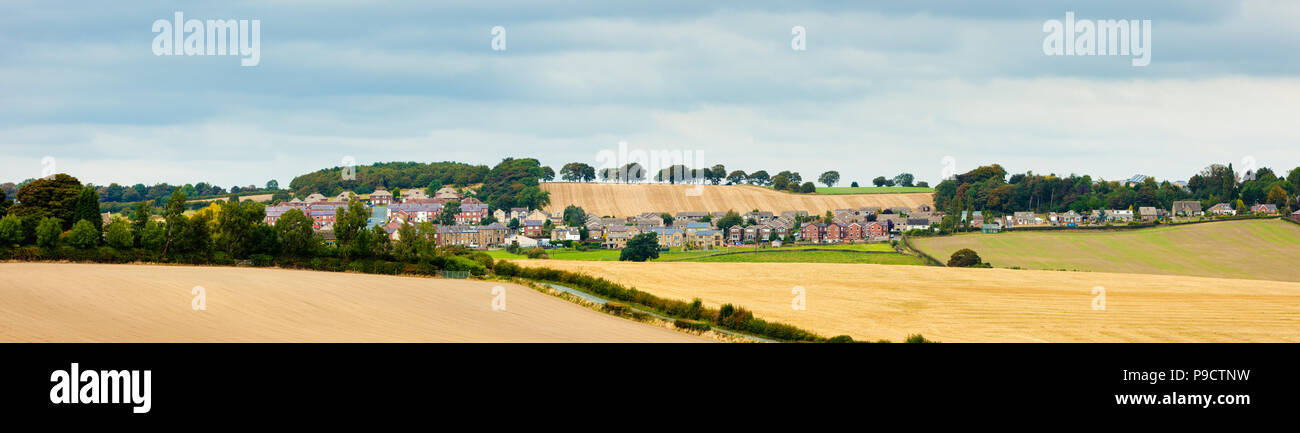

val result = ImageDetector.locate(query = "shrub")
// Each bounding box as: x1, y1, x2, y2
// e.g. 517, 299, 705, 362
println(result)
0, 214, 23, 246
64, 219, 99, 249
524, 247, 548, 259
947, 248, 983, 267
674, 319, 711, 332
827, 335, 855, 343
36, 217, 62, 248
105, 220, 133, 249
904, 334, 937, 343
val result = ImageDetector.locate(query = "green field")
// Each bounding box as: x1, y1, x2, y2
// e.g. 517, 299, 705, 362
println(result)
673, 250, 924, 265
813, 186, 934, 195
911, 219, 1300, 282
485, 242, 902, 263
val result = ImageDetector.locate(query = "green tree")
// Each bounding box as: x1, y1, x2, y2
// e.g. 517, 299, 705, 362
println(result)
819, 171, 840, 188
64, 219, 99, 249
947, 249, 984, 267
216, 198, 266, 258
130, 201, 153, 246
771, 174, 790, 191
275, 208, 316, 257
714, 210, 744, 232
563, 205, 587, 227
163, 190, 188, 255
141, 220, 166, 251
440, 201, 461, 226
0, 214, 23, 246
334, 198, 371, 247
872, 176, 888, 187
799, 182, 816, 193
540, 166, 555, 182
180, 212, 211, 256
105, 219, 133, 249
619, 232, 660, 262
266, 179, 279, 190
74, 187, 102, 234
748, 170, 770, 186
36, 217, 62, 247
1267, 185, 1289, 209
892, 173, 915, 187
10, 173, 82, 230
726, 170, 747, 185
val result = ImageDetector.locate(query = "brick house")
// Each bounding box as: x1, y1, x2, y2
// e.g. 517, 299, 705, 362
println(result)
522, 219, 545, 237
368, 189, 393, 206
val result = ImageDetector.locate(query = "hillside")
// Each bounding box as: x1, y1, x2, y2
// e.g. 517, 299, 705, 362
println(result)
541, 183, 934, 217
0, 263, 705, 342
510, 260, 1300, 343
912, 219, 1300, 282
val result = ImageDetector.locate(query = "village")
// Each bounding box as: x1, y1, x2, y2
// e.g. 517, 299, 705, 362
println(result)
261, 185, 1300, 252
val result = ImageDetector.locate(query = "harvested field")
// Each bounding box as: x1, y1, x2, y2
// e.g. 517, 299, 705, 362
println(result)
510, 260, 1300, 343
912, 219, 1300, 282
0, 263, 706, 342
541, 183, 933, 217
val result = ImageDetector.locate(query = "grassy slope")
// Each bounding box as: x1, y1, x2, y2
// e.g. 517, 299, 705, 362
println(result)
911, 219, 1300, 282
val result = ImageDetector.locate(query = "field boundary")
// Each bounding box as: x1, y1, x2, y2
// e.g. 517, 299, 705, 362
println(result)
1002, 215, 1281, 233
898, 235, 944, 266
656, 248, 904, 262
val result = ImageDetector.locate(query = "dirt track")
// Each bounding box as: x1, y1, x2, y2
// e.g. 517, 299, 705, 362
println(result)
0, 263, 706, 342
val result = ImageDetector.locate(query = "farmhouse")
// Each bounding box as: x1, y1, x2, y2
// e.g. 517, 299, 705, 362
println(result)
505, 234, 538, 248
1013, 212, 1036, 226
1107, 209, 1134, 223
1172, 201, 1203, 217
685, 229, 724, 249
551, 226, 581, 242
1207, 203, 1235, 216
1138, 207, 1159, 222
1250, 204, 1278, 215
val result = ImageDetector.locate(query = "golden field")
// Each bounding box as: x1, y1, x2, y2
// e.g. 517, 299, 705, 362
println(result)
0, 263, 705, 342
912, 219, 1300, 282
541, 183, 933, 217
511, 260, 1300, 343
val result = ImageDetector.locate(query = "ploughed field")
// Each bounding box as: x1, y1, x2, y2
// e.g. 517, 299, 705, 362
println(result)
509, 260, 1300, 343
912, 219, 1300, 282
0, 263, 705, 342
541, 183, 934, 217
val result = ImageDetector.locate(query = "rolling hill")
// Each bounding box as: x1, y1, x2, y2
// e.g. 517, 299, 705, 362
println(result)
911, 219, 1300, 282
541, 183, 934, 217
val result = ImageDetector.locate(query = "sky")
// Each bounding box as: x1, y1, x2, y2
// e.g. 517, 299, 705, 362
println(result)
2, 0, 1298, 188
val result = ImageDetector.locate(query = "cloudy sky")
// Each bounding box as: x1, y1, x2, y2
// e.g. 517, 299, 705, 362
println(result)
2, 0, 1298, 188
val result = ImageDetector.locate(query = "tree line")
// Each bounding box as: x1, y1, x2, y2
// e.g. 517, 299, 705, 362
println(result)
933, 163, 1300, 219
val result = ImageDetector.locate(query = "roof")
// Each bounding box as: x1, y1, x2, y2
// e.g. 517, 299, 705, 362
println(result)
369, 189, 392, 196
1128, 174, 1149, 184
523, 219, 544, 226
906, 218, 930, 225
676, 211, 709, 217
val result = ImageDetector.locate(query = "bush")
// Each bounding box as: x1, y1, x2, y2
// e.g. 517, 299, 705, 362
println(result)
947, 248, 983, 267
36, 217, 62, 248
64, 219, 99, 249
827, 335, 855, 343
524, 247, 548, 259
673, 319, 712, 332
904, 334, 937, 343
